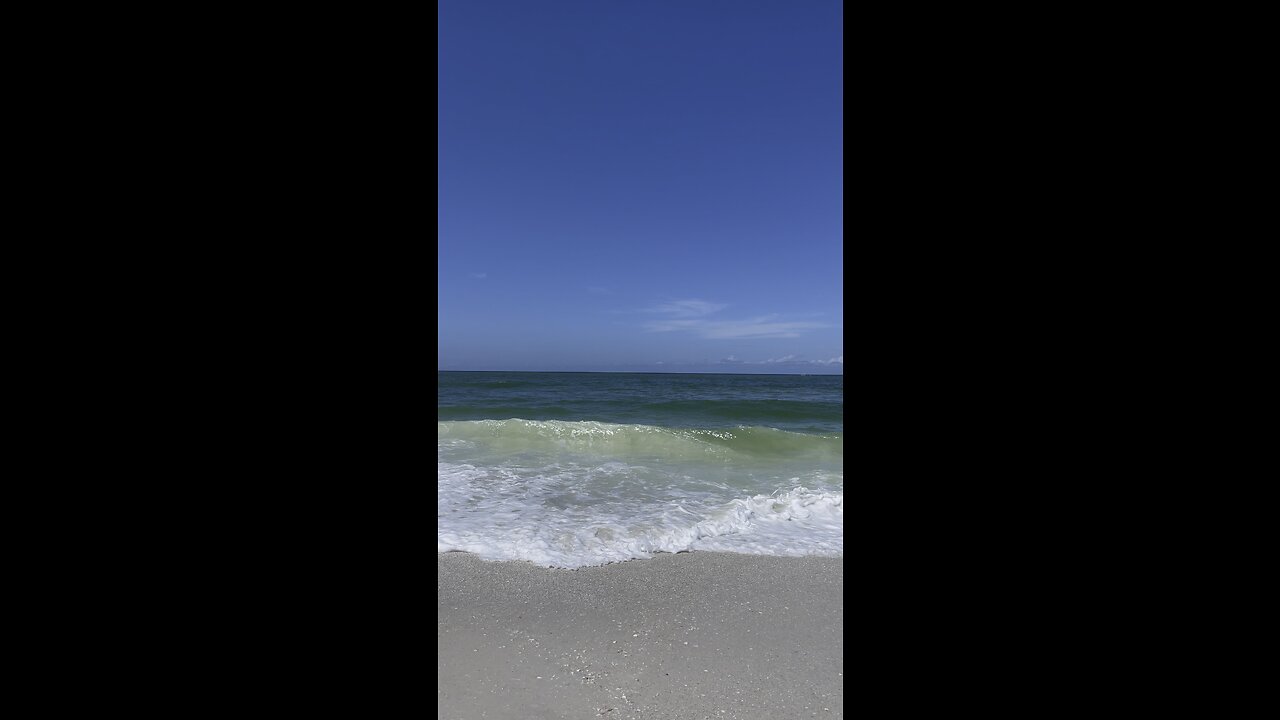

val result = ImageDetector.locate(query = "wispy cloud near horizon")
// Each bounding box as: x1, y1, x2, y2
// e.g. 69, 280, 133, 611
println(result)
642, 300, 828, 339
644, 299, 727, 318
718, 354, 844, 367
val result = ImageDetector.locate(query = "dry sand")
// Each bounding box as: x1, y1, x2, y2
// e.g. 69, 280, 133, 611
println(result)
438, 551, 843, 719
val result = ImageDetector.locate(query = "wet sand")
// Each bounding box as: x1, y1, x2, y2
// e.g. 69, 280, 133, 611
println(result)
438, 551, 843, 719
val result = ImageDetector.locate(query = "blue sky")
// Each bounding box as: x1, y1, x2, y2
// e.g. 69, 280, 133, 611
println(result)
439, 1, 843, 374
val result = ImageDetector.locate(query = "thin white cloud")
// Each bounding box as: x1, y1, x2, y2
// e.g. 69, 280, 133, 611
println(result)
642, 300, 828, 339
653, 355, 844, 371
646, 316, 827, 339
645, 299, 728, 317
470, 272, 488, 280
643, 319, 702, 332
704, 319, 827, 339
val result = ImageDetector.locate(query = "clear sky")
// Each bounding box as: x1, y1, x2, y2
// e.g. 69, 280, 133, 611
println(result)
439, 0, 843, 374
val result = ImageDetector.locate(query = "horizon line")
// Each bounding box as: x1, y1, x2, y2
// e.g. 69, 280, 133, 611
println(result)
437, 369, 843, 376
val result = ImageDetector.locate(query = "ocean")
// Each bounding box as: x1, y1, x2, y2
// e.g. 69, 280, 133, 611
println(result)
438, 371, 843, 568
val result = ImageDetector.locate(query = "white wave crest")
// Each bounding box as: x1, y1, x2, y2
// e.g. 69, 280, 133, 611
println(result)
438, 464, 842, 568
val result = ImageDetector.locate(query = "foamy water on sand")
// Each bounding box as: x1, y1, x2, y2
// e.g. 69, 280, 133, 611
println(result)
438, 373, 843, 568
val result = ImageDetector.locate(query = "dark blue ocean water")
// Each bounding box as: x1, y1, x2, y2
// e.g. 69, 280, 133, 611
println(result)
438, 371, 843, 433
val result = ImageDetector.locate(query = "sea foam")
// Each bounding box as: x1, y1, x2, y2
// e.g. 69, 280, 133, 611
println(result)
439, 458, 842, 568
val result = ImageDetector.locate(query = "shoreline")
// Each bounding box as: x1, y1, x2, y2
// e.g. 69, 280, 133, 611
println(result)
438, 550, 843, 719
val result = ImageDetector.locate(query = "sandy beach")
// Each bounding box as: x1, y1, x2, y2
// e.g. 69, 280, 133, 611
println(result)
438, 551, 843, 719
